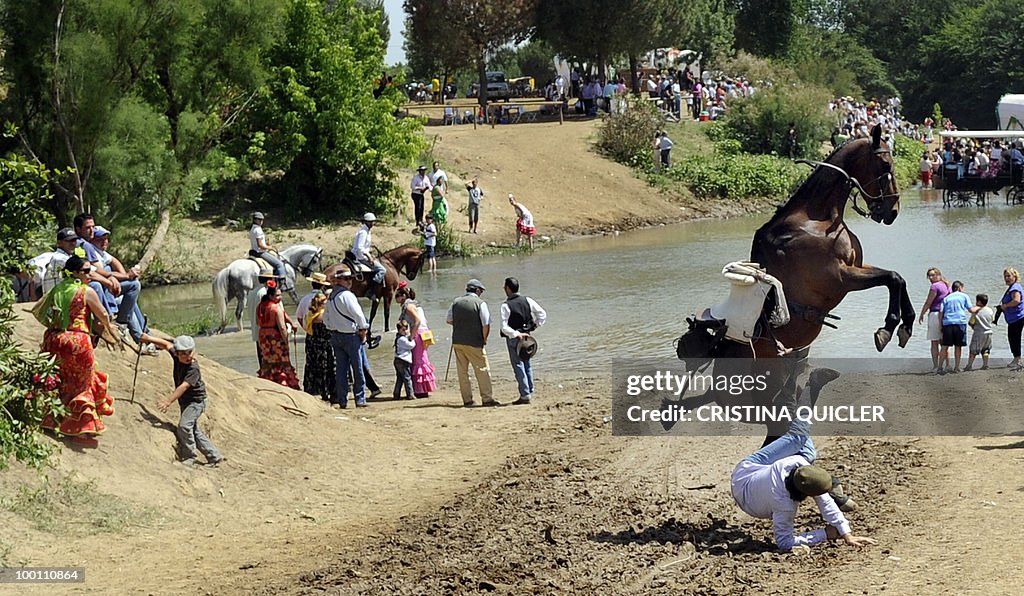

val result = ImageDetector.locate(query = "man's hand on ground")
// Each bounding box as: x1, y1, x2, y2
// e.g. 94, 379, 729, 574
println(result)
842, 534, 877, 547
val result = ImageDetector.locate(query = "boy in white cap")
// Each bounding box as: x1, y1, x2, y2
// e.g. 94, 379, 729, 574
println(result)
149, 335, 224, 467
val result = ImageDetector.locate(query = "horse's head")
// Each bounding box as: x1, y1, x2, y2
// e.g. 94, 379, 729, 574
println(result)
404, 247, 427, 281
851, 124, 900, 224
381, 244, 426, 282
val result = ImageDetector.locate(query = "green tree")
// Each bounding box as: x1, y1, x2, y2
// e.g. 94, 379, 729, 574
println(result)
731, 0, 797, 58
405, 0, 538, 110
247, 0, 423, 217
917, 0, 1024, 129
0, 0, 283, 270
402, 0, 473, 88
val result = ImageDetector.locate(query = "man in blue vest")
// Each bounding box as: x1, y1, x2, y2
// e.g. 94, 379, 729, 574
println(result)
447, 278, 499, 407
500, 277, 547, 405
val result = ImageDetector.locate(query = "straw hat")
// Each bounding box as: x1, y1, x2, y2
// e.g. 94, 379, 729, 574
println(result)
307, 272, 330, 286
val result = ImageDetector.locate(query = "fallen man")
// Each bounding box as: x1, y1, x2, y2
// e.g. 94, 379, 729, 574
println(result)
730, 368, 877, 551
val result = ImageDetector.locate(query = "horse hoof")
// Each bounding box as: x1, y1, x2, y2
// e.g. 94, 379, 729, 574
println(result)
874, 328, 891, 352
897, 326, 912, 348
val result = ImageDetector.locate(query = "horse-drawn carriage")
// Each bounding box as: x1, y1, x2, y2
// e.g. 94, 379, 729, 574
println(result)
934, 130, 1024, 207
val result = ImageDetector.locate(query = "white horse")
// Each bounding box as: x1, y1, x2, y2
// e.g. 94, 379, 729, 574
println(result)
212, 244, 324, 333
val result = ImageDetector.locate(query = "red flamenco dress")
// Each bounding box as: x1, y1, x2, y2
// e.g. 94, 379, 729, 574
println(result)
41, 285, 113, 437
256, 299, 300, 389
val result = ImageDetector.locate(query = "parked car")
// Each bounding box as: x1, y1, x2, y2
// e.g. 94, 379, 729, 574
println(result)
468, 71, 512, 102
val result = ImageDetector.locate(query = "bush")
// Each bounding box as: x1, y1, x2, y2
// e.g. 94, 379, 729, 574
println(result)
1, 148, 66, 471
660, 152, 804, 201
596, 97, 663, 170
718, 82, 834, 158
892, 134, 924, 189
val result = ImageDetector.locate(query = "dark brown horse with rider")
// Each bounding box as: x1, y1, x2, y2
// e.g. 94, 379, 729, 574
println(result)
675, 124, 912, 440
323, 244, 426, 333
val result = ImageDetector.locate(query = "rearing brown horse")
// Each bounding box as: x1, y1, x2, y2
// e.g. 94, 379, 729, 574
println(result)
745, 122, 913, 356
322, 244, 426, 333
674, 124, 913, 441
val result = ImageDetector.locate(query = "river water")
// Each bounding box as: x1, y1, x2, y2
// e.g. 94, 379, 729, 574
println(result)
143, 188, 1021, 379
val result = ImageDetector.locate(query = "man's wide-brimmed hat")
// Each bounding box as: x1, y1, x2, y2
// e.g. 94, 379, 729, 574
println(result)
307, 272, 330, 286
792, 465, 832, 496
333, 266, 353, 278
417, 165, 427, 171
518, 335, 538, 360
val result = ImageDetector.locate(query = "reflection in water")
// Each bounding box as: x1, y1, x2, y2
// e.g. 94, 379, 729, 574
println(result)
145, 190, 1024, 378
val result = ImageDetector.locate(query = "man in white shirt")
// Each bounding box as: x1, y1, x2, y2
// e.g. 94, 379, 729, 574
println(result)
351, 212, 386, 301
41, 228, 81, 293
410, 165, 432, 228
323, 266, 369, 409
249, 212, 287, 284
500, 277, 547, 405
731, 369, 876, 551
430, 161, 448, 194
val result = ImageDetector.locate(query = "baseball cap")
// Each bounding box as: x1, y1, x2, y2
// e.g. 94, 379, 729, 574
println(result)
93, 225, 110, 238
57, 227, 78, 242
792, 465, 832, 496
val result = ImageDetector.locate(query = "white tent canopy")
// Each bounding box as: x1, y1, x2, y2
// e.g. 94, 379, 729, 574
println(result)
997, 94, 1024, 130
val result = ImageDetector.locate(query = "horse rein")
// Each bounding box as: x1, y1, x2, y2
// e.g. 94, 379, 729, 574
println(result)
297, 248, 324, 276
795, 158, 899, 219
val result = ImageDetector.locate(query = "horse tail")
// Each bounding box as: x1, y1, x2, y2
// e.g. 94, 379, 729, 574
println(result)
212, 268, 229, 331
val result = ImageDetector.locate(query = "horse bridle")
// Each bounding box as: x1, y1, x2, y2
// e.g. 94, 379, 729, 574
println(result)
296, 248, 324, 276
796, 153, 899, 219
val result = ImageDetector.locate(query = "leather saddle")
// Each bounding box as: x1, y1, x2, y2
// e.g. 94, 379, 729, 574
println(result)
343, 251, 375, 280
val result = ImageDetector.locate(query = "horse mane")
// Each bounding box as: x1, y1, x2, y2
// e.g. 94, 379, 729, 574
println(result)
767, 138, 867, 223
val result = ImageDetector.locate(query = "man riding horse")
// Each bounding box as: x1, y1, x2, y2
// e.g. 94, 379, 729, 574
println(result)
351, 212, 387, 301
249, 212, 289, 291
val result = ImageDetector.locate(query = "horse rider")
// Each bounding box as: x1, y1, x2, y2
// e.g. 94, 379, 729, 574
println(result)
249, 212, 288, 288
352, 212, 386, 301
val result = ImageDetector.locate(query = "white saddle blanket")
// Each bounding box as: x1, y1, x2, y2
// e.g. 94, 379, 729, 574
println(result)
702, 261, 790, 342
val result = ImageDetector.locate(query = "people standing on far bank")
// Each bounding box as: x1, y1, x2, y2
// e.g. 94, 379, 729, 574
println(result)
500, 277, 547, 405
659, 130, 673, 168
918, 267, 951, 374
999, 267, 1024, 370
411, 165, 432, 229
508, 194, 536, 250
447, 279, 497, 407
965, 293, 994, 372
937, 280, 971, 374
422, 214, 437, 275
466, 178, 484, 234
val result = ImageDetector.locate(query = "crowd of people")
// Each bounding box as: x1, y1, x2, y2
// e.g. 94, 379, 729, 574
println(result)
408, 162, 537, 250
917, 138, 1024, 189
917, 266, 1024, 374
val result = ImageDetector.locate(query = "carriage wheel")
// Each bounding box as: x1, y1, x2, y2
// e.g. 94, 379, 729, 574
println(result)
954, 190, 972, 207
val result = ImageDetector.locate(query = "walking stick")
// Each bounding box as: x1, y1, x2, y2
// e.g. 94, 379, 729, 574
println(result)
444, 342, 454, 382
129, 315, 148, 404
